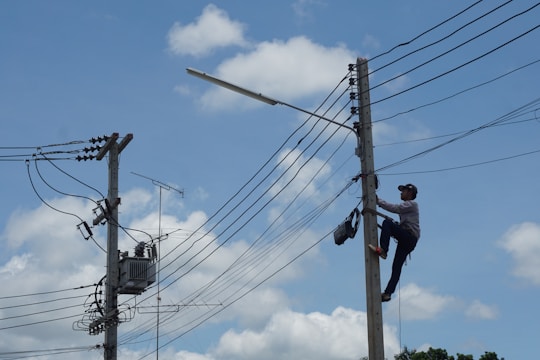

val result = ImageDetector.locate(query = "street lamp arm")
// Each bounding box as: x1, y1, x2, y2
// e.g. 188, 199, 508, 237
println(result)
186, 67, 355, 133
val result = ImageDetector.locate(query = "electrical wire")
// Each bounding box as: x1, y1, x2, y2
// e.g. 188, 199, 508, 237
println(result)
0, 283, 96, 299
33, 155, 99, 205
39, 153, 105, 199
380, 148, 540, 175
376, 96, 540, 173
373, 58, 540, 124
118, 83, 358, 344
0, 294, 89, 310
369, 0, 484, 62
370, 23, 540, 107
0, 345, 101, 359
377, 113, 540, 147
370, 2, 540, 93
369, 0, 515, 77
135, 228, 333, 359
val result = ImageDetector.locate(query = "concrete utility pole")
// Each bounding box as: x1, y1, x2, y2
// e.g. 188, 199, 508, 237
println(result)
96, 132, 133, 360
355, 57, 385, 359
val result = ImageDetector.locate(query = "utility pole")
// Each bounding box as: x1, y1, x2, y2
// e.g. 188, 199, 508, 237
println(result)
95, 132, 133, 360
355, 57, 385, 359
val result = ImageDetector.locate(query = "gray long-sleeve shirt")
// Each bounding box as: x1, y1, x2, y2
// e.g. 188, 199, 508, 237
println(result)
377, 198, 421, 239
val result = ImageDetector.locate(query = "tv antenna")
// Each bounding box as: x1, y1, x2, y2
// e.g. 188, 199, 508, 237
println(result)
131, 171, 184, 360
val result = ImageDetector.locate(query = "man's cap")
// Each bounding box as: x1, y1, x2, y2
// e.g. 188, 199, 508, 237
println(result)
398, 183, 418, 195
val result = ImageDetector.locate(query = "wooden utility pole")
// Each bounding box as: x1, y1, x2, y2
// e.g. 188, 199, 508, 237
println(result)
354, 57, 385, 359
96, 132, 133, 360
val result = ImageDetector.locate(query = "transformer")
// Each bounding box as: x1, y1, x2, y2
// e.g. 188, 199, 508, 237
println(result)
118, 257, 156, 295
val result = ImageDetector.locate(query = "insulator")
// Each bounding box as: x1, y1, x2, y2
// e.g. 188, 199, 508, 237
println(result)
83, 146, 101, 153
350, 106, 359, 115
349, 92, 357, 100
83, 221, 93, 238
348, 63, 355, 71
152, 244, 158, 259
134, 241, 146, 257
349, 78, 357, 85
76, 155, 94, 161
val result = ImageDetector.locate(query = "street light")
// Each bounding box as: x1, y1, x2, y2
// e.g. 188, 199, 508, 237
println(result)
186, 67, 355, 133
186, 59, 385, 360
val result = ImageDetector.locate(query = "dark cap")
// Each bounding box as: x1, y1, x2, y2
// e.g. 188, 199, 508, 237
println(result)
398, 183, 418, 197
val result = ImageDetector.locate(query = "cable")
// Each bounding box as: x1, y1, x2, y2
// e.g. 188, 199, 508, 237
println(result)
369, 0, 514, 76
0, 284, 96, 300
373, 58, 540, 124
369, 0, 484, 62
0, 312, 86, 331
0, 345, 100, 359
376, 96, 540, 172
376, 113, 540, 147
34, 155, 99, 205
26, 158, 86, 222
39, 153, 105, 199
135, 228, 333, 359
370, 2, 540, 93
0, 294, 89, 310
370, 23, 540, 107
381, 148, 540, 175
119, 99, 358, 344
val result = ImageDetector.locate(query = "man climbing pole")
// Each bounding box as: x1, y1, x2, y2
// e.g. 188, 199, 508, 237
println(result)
368, 184, 420, 302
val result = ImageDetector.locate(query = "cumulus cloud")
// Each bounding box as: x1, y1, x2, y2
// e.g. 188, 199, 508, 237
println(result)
0, 186, 329, 359
269, 148, 331, 205
209, 307, 400, 360
167, 4, 248, 57
193, 36, 356, 111
465, 300, 499, 320
386, 283, 458, 320
498, 222, 540, 286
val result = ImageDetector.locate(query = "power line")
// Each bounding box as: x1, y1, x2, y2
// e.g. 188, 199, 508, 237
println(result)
369, 0, 484, 62
380, 148, 540, 175
373, 58, 540, 124
0, 283, 96, 300
376, 96, 540, 172
370, 23, 540, 107
369, 0, 515, 77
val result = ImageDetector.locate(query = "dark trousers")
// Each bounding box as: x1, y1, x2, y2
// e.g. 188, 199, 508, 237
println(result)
380, 219, 418, 295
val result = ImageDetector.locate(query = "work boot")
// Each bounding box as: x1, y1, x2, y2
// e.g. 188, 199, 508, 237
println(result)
368, 244, 387, 259
381, 293, 391, 302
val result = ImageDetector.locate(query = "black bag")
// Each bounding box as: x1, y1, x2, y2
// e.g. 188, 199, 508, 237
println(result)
334, 208, 361, 245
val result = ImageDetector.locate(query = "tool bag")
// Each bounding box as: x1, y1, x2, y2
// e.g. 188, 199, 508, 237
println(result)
334, 208, 361, 245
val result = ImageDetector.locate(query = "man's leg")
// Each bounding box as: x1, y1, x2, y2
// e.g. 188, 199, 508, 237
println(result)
379, 219, 395, 253
384, 232, 417, 295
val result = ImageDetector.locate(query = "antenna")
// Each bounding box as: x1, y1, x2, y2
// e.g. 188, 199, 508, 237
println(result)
130, 171, 184, 360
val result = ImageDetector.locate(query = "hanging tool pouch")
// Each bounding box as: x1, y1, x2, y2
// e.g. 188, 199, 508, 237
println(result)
334, 208, 361, 245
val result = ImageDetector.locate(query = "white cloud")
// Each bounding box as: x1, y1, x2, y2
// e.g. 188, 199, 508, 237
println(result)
381, 73, 410, 94
167, 4, 248, 57
269, 148, 331, 205
386, 283, 457, 320
498, 222, 540, 286
0, 253, 31, 275
362, 34, 381, 51
465, 300, 499, 320
196, 36, 356, 111
292, 0, 325, 21
209, 307, 400, 360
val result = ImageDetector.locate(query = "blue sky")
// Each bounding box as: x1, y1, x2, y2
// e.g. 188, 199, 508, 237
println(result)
1, 1, 539, 359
